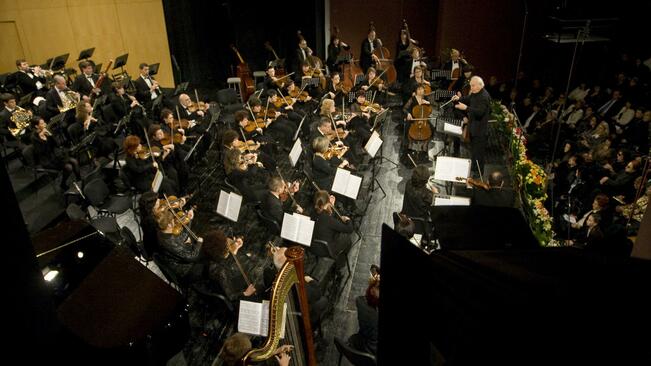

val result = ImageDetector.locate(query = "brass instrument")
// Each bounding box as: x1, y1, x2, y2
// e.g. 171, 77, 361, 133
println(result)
58, 90, 80, 113
9, 106, 32, 137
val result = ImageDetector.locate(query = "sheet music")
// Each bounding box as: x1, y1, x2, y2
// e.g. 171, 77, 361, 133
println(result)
433, 156, 471, 182
433, 195, 471, 206
238, 300, 263, 335
151, 170, 163, 193
364, 131, 383, 158
280, 213, 314, 246
443, 121, 463, 136
216, 190, 242, 222
332, 168, 362, 199
289, 138, 302, 167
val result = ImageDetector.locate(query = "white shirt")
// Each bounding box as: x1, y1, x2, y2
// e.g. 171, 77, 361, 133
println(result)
85, 73, 96, 88
142, 75, 158, 99
368, 39, 375, 53
56, 86, 67, 102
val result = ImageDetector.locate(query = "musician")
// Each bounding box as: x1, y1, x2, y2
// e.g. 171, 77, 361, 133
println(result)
44, 75, 74, 120
263, 65, 283, 93
404, 83, 431, 121
359, 67, 385, 98
203, 230, 263, 303
348, 277, 380, 355
326, 34, 351, 73
13, 59, 47, 97
138, 191, 163, 258
312, 189, 353, 256
71, 61, 104, 100
247, 97, 295, 146
324, 72, 346, 102
149, 124, 188, 195
401, 47, 428, 84
452, 76, 491, 174
134, 63, 160, 109
402, 164, 438, 219
294, 36, 310, 74
266, 90, 304, 125
395, 29, 412, 83
360, 27, 381, 74
159, 108, 191, 156
294, 61, 322, 98
0, 93, 18, 141
221, 128, 276, 171
260, 176, 303, 227
72, 101, 115, 159
443, 49, 468, 90
122, 134, 177, 194
471, 171, 515, 208
177, 93, 207, 124
224, 148, 267, 203
402, 66, 431, 103
155, 208, 204, 283
312, 136, 349, 191
108, 81, 140, 121
217, 332, 293, 366
29, 116, 80, 189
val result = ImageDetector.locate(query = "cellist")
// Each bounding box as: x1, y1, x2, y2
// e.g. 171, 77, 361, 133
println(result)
443, 49, 469, 91
403, 83, 431, 122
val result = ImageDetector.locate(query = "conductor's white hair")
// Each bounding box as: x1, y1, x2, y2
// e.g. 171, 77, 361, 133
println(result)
471, 76, 484, 88
53, 74, 66, 82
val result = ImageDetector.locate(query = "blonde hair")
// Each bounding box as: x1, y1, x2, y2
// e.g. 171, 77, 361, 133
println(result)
312, 136, 329, 154
224, 149, 243, 175
320, 99, 335, 116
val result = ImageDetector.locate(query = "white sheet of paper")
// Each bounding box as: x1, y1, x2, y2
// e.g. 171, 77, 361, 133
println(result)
332, 168, 362, 199
364, 131, 383, 157
434, 195, 471, 206
238, 300, 262, 335
289, 138, 302, 167
443, 122, 463, 135
226, 192, 242, 221
151, 169, 163, 193
296, 215, 314, 246
216, 190, 229, 216
433, 156, 471, 183
280, 213, 298, 242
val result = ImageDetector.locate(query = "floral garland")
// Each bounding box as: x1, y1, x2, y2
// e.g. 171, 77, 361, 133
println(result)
493, 102, 555, 246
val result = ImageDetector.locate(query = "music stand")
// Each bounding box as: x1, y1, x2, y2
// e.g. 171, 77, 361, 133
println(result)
77, 47, 95, 61
44, 58, 54, 69
94, 63, 102, 74
113, 54, 129, 70
148, 63, 160, 76
173, 81, 189, 96
51, 53, 70, 71
18, 92, 33, 107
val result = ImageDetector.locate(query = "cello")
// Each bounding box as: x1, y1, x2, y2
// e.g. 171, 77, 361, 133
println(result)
370, 22, 397, 85
408, 103, 433, 151
230, 45, 255, 101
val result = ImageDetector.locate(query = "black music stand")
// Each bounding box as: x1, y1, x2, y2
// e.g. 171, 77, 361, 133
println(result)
19, 92, 33, 107
43, 58, 54, 70
51, 53, 70, 71
113, 53, 129, 70
148, 63, 160, 76
94, 63, 102, 74
77, 47, 95, 61
173, 81, 189, 96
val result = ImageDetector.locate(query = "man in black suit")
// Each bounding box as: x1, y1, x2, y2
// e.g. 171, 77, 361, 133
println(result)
44, 75, 76, 121
0, 93, 18, 140
443, 49, 468, 91
12, 59, 47, 98
260, 176, 303, 227
453, 75, 491, 174
596, 89, 624, 120
293, 37, 311, 74
360, 28, 381, 74
71, 61, 106, 100
133, 63, 161, 110
472, 171, 515, 208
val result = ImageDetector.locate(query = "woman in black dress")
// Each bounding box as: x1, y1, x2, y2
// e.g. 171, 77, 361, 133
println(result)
29, 116, 80, 189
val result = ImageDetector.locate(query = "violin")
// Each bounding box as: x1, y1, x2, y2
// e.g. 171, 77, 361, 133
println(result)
288, 88, 310, 102
187, 101, 210, 113
456, 176, 490, 190
325, 127, 347, 141
273, 95, 294, 109
360, 101, 382, 114
160, 130, 186, 145
236, 140, 264, 152
323, 145, 347, 160
136, 146, 162, 160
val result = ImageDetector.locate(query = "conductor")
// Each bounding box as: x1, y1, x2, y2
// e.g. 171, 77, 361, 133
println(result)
452, 76, 491, 175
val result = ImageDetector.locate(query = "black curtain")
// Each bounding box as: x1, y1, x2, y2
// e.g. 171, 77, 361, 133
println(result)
163, 0, 325, 89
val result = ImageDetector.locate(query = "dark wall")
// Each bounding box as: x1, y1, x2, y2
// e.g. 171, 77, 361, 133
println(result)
163, 0, 325, 89
329, 0, 437, 63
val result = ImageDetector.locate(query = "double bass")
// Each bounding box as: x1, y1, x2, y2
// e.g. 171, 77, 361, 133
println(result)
230, 45, 255, 101
370, 22, 397, 85
264, 41, 286, 76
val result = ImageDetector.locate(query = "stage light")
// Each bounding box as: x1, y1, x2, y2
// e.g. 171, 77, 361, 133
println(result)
77, 251, 84, 259
42, 267, 59, 282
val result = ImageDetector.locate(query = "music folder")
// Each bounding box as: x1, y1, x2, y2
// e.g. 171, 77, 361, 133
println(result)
238, 300, 287, 338
332, 168, 362, 199
216, 190, 243, 222
364, 131, 383, 158
151, 170, 163, 193
433, 156, 471, 183
432, 194, 471, 206
280, 212, 314, 246
289, 138, 302, 167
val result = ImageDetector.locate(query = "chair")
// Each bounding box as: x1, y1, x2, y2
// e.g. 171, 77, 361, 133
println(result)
66, 202, 123, 244
253, 70, 266, 85
216, 88, 244, 114
21, 144, 60, 192
67, 122, 84, 145
101, 104, 119, 125
153, 252, 187, 291
226, 77, 243, 103
310, 239, 351, 279
334, 337, 376, 366
83, 177, 132, 216
256, 208, 281, 236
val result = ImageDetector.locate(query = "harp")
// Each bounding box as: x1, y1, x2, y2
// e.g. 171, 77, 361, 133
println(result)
243, 246, 316, 365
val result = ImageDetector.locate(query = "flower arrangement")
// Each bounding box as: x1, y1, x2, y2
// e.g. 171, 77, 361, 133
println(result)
492, 101, 554, 246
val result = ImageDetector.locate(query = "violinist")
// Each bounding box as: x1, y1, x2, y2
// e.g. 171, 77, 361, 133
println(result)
349, 90, 372, 120
223, 148, 268, 203
261, 176, 303, 228
203, 230, 261, 303
310, 117, 359, 166
263, 65, 282, 94
122, 134, 177, 194
29, 116, 80, 190
247, 97, 295, 146
326, 34, 351, 73
149, 123, 188, 194
72, 100, 115, 159
221, 128, 276, 171
160, 108, 191, 154
295, 61, 323, 98
312, 189, 353, 256
469, 171, 514, 208
177, 93, 207, 125
155, 208, 204, 283
324, 72, 347, 102
312, 136, 350, 191
267, 90, 304, 126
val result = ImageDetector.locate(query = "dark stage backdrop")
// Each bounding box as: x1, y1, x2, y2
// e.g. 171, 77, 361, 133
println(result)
162, 0, 325, 89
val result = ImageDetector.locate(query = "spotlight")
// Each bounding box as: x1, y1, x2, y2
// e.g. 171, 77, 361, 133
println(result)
77, 251, 84, 259
42, 267, 59, 282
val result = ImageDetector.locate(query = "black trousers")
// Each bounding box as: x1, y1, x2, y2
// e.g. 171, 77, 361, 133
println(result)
470, 135, 487, 175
